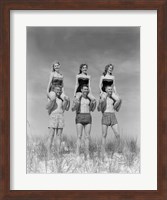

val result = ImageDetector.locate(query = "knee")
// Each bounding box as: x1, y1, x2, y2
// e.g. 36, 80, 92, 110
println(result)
102, 132, 107, 138
77, 134, 82, 140
48, 91, 56, 101
101, 93, 107, 100
85, 134, 90, 140
75, 92, 82, 100
115, 133, 120, 140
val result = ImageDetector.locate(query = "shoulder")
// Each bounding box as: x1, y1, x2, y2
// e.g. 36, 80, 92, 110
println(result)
60, 73, 63, 78
50, 72, 54, 77
100, 75, 105, 80
76, 74, 80, 79
112, 75, 115, 80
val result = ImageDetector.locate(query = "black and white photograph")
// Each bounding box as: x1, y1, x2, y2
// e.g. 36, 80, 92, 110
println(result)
26, 27, 140, 174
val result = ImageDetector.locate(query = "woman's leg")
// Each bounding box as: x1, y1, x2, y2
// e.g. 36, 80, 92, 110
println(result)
88, 93, 96, 101
112, 92, 122, 112
100, 92, 107, 101
84, 124, 91, 157
76, 123, 83, 155
75, 92, 82, 100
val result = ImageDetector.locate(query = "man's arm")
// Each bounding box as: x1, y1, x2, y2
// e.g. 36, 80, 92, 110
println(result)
71, 99, 80, 112
97, 98, 106, 112
62, 98, 70, 111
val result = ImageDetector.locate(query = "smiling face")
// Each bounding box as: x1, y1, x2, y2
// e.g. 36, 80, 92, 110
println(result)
53, 63, 60, 73
81, 65, 88, 74
107, 65, 114, 75
105, 86, 113, 95
81, 85, 89, 96
54, 86, 62, 97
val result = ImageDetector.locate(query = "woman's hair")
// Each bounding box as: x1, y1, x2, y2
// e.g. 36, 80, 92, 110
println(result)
103, 64, 114, 76
78, 64, 88, 74
52, 61, 60, 72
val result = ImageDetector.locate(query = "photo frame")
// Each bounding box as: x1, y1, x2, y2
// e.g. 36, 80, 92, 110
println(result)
0, 0, 166, 200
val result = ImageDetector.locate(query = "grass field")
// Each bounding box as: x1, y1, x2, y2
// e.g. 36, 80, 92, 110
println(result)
27, 134, 140, 174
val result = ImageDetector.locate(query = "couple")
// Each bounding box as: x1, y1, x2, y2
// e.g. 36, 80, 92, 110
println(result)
46, 83, 121, 160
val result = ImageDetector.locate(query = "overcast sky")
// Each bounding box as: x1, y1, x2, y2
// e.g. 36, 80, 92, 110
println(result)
27, 27, 140, 142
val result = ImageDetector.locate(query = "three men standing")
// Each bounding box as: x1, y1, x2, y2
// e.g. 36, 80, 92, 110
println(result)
46, 85, 121, 159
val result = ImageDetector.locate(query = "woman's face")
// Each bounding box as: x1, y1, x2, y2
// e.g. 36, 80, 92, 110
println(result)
53, 63, 60, 72
107, 65, 113, 74
81, 65, 88, 74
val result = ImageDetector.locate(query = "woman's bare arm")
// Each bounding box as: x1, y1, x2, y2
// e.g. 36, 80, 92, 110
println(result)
99, 76, 103, 93
74, 75, 79, 97
46, 72, 53, 95
88, 75, 92, 93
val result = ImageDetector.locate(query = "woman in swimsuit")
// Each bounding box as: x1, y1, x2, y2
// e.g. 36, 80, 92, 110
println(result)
74, 64, 96, 103
99, 64, 122, 111
46, 61, 70, 109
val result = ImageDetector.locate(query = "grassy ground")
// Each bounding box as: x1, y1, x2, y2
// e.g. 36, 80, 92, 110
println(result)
26, 135, 140, 174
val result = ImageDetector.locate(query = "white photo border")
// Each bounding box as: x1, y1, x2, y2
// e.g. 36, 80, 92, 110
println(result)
10, 10, 157, 190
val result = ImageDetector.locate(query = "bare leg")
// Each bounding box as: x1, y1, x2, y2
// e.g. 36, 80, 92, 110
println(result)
76, 123, 83, 155
112, 92, 122, 112
46, 99, 55, 111
101, 92, 107, 101
90, 99, 97, 112
46, 128, 55, 159
102, 125, 108, 156
55, 128, 63, 155
75, 92, 82, 100
112, 124, 121, 153
84, 124, 91, 158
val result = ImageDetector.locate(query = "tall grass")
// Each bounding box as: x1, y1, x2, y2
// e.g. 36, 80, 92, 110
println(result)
27, 134, 140, 174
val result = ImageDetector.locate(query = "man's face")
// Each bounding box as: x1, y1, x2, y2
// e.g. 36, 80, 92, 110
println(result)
81, 86, 89, 95
54, 86, 62, 96
106, 86, 112, 95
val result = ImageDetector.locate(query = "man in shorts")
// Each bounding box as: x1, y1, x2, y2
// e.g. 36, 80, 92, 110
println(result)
72, 84, 96, 159
46, 85, 69, 158
97, 85, 121, 156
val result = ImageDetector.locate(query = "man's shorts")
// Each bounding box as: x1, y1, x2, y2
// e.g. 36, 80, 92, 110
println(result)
49, 112, 64, 129
102, 112, 118, 127
75, 113, 92, 126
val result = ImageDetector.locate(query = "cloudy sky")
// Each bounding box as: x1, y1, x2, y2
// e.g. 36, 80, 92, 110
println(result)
27, 27, 140, 141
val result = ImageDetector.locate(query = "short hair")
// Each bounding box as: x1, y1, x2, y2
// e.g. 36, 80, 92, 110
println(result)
54, 85, 62, 90
81, 84, 89, 90
105, 85, 112, 92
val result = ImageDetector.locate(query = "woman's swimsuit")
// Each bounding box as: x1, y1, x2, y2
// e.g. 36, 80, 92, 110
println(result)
76, 77, 89, 93
101, 78, 113, 92
50, 77, 63, 91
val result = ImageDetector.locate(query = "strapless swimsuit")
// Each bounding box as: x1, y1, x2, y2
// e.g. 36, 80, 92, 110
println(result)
50, 77, 63, 91
101, 79, 113, 92
76, 77, 89, 93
